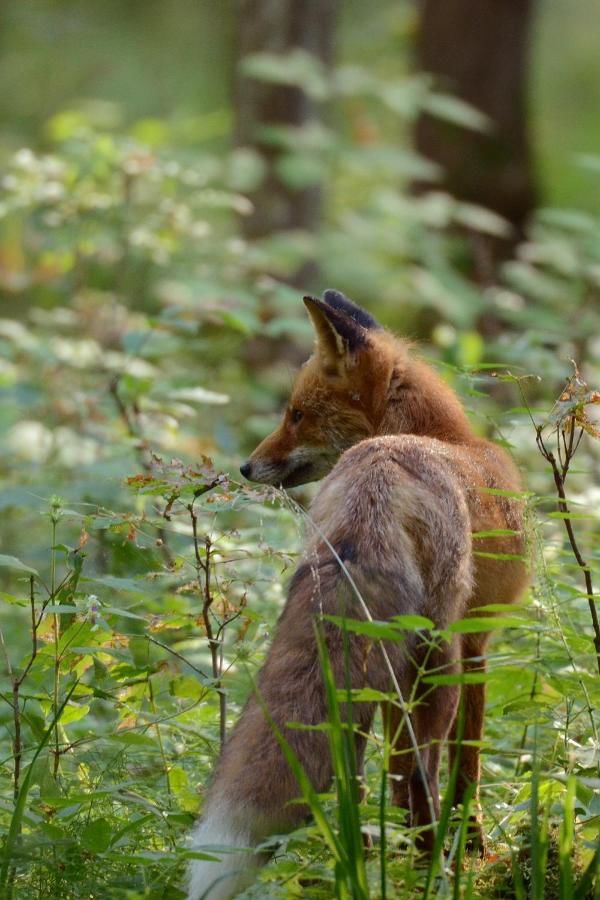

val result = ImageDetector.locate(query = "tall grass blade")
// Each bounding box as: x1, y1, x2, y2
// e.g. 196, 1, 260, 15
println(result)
574, 844, 600, 900
452, 782, 476, 900
559, 774, 575, 897
379, 763, 387, 900
529, 764, 550, 900
315, 623, 369, 900
253, 688, 344, 867
424, 692, 467, 900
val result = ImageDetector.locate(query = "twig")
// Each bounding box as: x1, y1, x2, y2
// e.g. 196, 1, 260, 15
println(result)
145, 635, 209, 680
50, 514, 60, 779
536, 423, 600, 675
188, 499, 227, 747
515, 370, 600, 675
109, 374, 174, 567
2, 576, 40, 894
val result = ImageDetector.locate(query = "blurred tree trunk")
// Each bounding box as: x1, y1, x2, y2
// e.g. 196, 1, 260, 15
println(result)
234, 0, 337, 288
414, 0, 538, 286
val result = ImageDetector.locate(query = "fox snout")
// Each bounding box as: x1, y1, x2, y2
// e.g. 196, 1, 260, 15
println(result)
239, 450, 321, 487
239, 453, 290, 485
239, 456, 280, 484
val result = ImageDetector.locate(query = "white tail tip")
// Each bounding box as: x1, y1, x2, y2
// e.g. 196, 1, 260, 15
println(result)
186, 808, 256, 900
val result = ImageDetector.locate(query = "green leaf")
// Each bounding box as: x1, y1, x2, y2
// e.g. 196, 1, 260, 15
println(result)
447, 616, 526, 634
41, 604, 79, 615
227, 146, 268, 192
0, 591, 27, 607
471, 603, 528, 615
424, 92, 491, 131
391, 614, 435, 631
103, 605, 146, 620
472, 529, 520, 538
323, 615, 405, 641
422, 672, 489, 685
276, 153, 325, 190
170, 675, 204, 700
241, 50, 329, 102
454, 203, 511, 238
335, 688, 393, 703
108, 813, 156, 847
473, 551, 525, 561
60, 703, 90, 725
457, 330, 485, 368
86, 575, 149, 593
109, 732, 157, 747
477, 487, 534, 498
164, 386, 230, 405
80, 818, 112, 853
547, 511, 597, 520
0, 554, 38, 576
105, 850, 179, 865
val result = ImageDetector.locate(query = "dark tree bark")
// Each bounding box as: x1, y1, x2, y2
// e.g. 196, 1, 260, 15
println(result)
414, 0, 538, 278
234, 0, 337, 286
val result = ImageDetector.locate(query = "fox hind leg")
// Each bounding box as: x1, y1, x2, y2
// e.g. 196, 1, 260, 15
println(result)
383, 702, 413, 815
448, 641, 488, 854
410, 680, 460, 852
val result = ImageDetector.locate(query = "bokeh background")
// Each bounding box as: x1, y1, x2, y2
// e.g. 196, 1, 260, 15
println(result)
1, 0, 599, 489
1, 2, 600, 897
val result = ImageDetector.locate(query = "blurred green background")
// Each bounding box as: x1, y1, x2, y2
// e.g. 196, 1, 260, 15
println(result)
1, 2, 600, 896
2, 0, 600, 208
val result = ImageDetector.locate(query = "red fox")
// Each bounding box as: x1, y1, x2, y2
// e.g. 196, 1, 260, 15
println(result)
187, 290, 527, 899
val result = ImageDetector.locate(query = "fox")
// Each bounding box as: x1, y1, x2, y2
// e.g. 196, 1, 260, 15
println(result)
186, 290, 528, 900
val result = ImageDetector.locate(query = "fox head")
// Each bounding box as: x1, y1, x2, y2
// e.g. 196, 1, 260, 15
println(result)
240, 290, 402, 488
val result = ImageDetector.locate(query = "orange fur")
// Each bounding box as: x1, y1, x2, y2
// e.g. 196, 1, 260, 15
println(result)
187, 292, 528, 899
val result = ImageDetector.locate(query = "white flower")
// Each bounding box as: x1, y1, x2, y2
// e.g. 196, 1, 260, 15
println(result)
50, 337, 102, 367
7, 421, 53, 462
190, 221, 210, 239
54, 428, 99, 466
13, 148, 36, 171
37, 181, 65, 202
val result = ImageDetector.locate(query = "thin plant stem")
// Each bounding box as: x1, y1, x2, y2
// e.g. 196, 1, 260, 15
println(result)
147, 676, 175, 839
11, 578, 39, 801
109, 374, 174, 567
515, 629, 541, 777
145, 635, 209, 680
515, 373, 600, 675
536, 424, 600, 674
189, 500, 227, 747
0, 681, 79, 898
51, 514, 61, 778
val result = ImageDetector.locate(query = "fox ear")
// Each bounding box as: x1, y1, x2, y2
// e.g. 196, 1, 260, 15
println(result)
303, 295, 369, 374
322, 289, 380, 330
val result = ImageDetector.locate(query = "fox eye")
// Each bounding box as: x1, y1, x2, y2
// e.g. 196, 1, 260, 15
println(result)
290, 408, 304, 424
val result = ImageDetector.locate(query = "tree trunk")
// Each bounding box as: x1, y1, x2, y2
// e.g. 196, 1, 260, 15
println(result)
234, 0, 337, 286
414, 0, 538, 278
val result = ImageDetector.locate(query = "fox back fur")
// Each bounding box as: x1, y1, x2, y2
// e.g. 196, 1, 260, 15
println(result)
187, 291, 527, 900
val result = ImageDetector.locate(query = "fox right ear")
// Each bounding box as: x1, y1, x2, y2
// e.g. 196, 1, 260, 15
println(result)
303, 295, 369, 374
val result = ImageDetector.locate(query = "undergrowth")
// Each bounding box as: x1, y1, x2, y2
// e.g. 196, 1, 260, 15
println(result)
1, 371, 599, 897
0, 79, 599, 898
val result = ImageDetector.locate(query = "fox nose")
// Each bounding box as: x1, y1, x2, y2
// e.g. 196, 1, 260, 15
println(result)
240, 461, 252, 480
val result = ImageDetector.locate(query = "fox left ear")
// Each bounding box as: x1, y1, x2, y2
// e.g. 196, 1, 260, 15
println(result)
322, 289, 381, 330
303, 295, 369, 374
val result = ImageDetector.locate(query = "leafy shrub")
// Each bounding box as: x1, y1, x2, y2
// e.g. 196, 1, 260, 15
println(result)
1, 100, 599, 897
